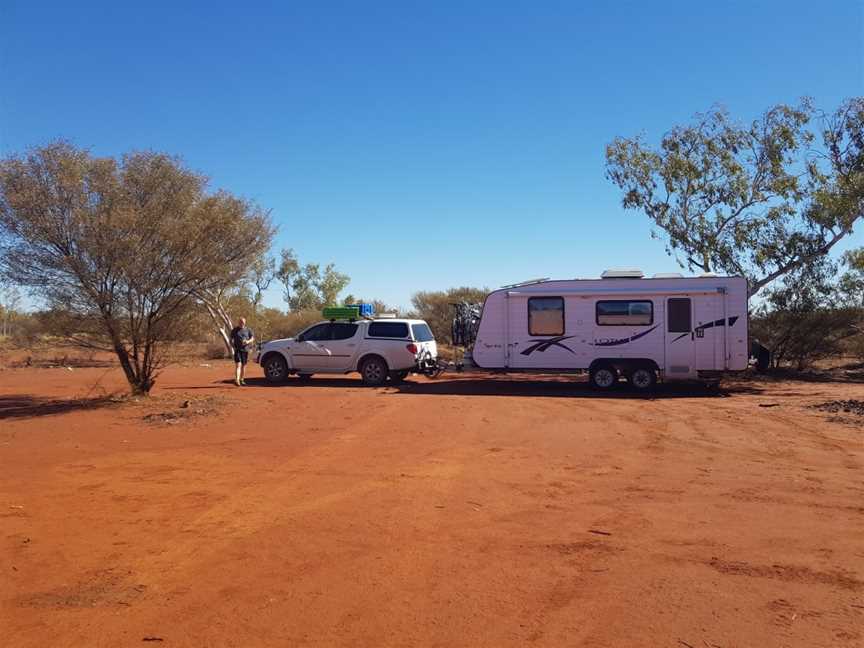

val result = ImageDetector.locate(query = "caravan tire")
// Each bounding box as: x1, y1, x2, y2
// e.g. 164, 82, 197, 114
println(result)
628, 366, 657, 392
589, 364, 618, 391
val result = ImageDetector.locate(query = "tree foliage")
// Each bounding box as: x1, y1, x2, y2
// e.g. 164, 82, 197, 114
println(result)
0, 141, 273, 393
0, 285, 22, 338
606, 98, 864, 294
751, 254, 863, 369
276, 248, 350, 311
195, 253, 277, 357
839, 247, 864, 308
250, 255, 277, 313
410, 286, 488, 343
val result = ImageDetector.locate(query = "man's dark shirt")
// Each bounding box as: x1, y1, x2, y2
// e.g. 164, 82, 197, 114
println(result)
231, 326, 253, 352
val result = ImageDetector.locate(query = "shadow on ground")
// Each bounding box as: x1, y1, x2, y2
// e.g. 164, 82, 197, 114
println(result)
233, 375, 764, 399
742, 365, 864, 384
0, 394, 119, 420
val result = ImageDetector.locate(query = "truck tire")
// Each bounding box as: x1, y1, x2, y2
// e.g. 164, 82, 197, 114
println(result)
262, 354, 288, 384
360, 356, 388, 386
589, 364, 618, 391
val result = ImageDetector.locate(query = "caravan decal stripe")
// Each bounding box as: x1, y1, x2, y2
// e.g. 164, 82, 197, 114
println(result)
520, 335, 576, 355
591, 325, 659, 347
670, 316, 741, 343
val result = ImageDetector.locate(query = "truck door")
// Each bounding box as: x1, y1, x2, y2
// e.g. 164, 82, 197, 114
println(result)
664, 297, 695, 379
292, 323, 333, 371
325, 322, 361, 371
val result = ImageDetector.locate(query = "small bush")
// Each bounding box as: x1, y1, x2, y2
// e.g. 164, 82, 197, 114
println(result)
206, 342, 229, 360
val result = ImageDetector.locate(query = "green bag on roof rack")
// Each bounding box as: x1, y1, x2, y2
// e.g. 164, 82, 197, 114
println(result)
322, 306, 360, 320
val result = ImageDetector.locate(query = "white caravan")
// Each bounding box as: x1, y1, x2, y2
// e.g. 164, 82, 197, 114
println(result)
462, 270, 748, 390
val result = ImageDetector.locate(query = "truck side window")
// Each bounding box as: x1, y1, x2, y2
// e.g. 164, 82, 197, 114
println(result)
331, 323, 359, 340
528, 297, 564, 336
298, 324, 331, 342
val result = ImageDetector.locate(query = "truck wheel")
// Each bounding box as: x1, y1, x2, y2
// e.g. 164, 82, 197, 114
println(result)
389, 370, 410, 384
628, 366, 657, 392
360, 356, 388, 386
589, 364, 618, 390
263, 355, 288, 383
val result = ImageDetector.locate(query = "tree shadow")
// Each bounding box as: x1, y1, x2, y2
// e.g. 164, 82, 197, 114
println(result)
0, 394, 119, 420
10, 356, 116, 369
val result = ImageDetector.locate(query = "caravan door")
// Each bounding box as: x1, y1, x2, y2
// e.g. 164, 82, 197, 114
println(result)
664, 297, 695, 379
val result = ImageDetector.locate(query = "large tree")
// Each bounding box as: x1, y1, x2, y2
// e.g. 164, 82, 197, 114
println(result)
194, 252, 276, 356
0, 142, 273, 394
605, 98, 864, 295
275, 248, 350, 311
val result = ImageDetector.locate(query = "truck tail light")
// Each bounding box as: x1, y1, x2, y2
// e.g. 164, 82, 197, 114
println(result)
406, 343, 418, 354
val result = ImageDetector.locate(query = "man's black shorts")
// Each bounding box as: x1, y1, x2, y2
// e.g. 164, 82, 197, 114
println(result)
233, 349, 249, 365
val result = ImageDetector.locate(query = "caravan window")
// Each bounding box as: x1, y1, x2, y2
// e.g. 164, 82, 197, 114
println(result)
528, 297, 564, 336
596, 300, 653, 326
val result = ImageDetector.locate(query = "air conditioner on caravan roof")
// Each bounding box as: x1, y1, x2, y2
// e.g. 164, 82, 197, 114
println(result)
601, 268, 644, 279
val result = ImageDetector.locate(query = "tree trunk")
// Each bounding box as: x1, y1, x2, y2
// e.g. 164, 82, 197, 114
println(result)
112, 343, 154, 394
750, 227, 851, 296
194, 290, 234, 356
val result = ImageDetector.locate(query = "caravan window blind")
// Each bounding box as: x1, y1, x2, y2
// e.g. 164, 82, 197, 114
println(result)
596, 300, 653, 326
528, 297, 564, 336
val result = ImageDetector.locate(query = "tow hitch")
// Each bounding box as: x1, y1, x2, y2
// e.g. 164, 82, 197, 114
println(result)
417, 353, 445, 378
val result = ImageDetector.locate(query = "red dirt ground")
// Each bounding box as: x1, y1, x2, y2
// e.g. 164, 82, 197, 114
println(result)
1, 361, 862, 647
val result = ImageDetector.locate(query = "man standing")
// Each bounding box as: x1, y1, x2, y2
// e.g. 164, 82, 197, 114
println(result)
230, 317, 255, 386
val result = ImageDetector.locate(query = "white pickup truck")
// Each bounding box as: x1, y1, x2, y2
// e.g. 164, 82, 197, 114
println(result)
257, 318, 438, 386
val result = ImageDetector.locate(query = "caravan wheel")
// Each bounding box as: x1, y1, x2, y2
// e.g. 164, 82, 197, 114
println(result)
628, 367, 657, 392
589, 365, 618, 390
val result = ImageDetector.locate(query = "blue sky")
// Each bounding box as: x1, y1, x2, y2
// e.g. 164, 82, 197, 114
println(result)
1, 1, 862, 310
